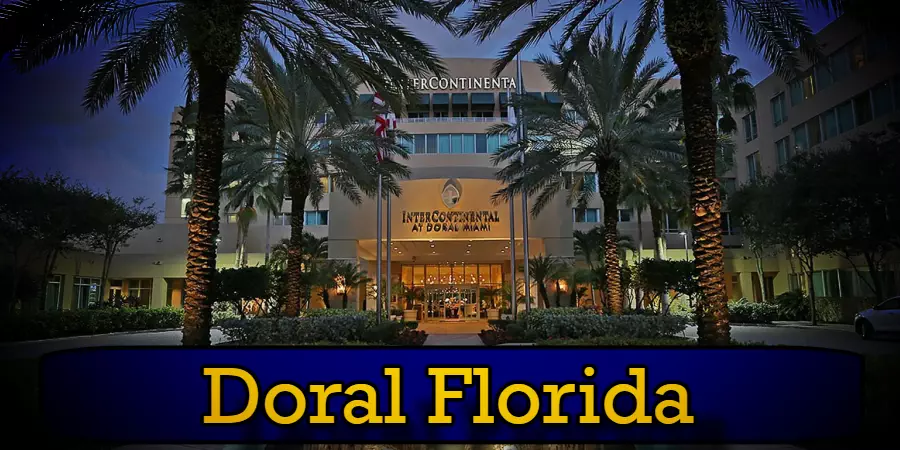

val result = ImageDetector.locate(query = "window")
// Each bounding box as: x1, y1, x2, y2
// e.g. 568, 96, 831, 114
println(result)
451, 134, 463, 154
226, 213, 238, 223
475, 134, 488, 153
411, 134, 424, 154
791, 124, 808, 152
722, 212, 740, 235
44, 275, 62, 311
584, 172, 597, 192
433, 111, 448, 119
664, 212, 680, 232
746, 151, 761, 181
775, 137, 791, 167
573, 208, 600, 223
815, 62, 833, 91
407, 111, 429, 119
426, 134, 438, 154
304, 210, 328, 226
806, 117, 822, 147
790, 73, 815, 106
618, 209, 633, 222
836, 101, 854, 133
770, 93, 787, 126
849, 37, 866, 70
438, 134, 451, 154
872, 81, 894, 118
866, 33, 888, 61
742, 111, 758, 142
128, 279, 152, 306
853, 91, 873, 127
274, 212, 291, 226
400, 135, 415, 154
472, 111, 494, 118
878, 298, 900, 310
463, 134, 476, 154
453, 111, 467, 118
486, 134, 501, 153
822, 109, 839, 140
830, 46, 850, 81
74, 277, 101, 308
108, 279, 123, 302
319, 176, 331, 193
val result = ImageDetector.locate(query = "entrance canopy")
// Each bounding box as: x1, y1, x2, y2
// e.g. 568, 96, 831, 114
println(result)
357, 238, 528, 263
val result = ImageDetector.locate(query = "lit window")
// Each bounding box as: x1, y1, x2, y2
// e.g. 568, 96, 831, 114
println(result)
73, 277, 101, 309
319, 176, 330, 194
127, 279, 153, 306
180, 198, 190, 219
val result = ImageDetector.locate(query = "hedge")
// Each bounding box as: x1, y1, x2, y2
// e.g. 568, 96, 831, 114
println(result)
728, 299, 778, 324
518, 308, 689, 340
0, 307, 184, 342
219, 309, 426, 345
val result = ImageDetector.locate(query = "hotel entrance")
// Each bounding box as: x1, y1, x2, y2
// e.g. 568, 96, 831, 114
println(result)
424, 285, 479, 321
400, 262, 504, 322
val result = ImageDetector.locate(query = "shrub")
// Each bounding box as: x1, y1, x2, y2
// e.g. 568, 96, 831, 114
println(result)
487, 319, 511, 331
402, 321, 418, 330
728, 299, 778, 324
0, 307, 184, 342
211, 302, 240, 326
219, 313, 427, 345
538, 336, 696, 346
520, 307, 688, 340
772, 290, 809, 321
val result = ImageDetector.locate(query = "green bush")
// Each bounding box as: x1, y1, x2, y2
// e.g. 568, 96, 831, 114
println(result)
0, 307, 184, 342
220, 313, 427, 345
403, 321, 418, 330
772, 290, 809, 321
728, 299, 778, 324
488, 319, 511, 331
519, 307, 689, 340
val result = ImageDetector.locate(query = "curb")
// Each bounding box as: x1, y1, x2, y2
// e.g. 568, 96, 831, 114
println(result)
0, 327, 223, 345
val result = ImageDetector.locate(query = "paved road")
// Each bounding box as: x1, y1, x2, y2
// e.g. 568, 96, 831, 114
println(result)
684, 324, 900, 355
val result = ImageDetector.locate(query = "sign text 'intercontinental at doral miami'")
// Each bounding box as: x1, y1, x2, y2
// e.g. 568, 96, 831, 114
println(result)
401, 210, 501, 233
412, 77, 517, 91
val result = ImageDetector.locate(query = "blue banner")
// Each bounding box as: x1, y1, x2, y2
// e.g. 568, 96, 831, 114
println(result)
40, 347, 862, 443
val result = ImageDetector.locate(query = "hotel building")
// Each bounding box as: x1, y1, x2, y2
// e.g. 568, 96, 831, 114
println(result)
40, 16, 900, 315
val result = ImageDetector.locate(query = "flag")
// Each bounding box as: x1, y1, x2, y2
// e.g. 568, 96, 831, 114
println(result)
373, 92, 396, 162
506, 88, 518, 142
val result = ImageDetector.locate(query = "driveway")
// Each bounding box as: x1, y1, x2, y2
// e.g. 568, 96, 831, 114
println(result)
684, 324, 900, 355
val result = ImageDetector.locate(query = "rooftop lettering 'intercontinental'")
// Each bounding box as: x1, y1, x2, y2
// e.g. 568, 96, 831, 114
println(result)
412, 76, 517, 91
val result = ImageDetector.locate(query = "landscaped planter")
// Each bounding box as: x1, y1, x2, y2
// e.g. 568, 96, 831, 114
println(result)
403, 310, 417, 321
486, 308, 500, 320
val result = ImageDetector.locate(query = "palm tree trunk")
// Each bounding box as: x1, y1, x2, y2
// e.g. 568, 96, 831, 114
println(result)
635, 209, 645, 311
343, 292, 349, 309
665, 0, 731, 344
284, 166, 309, 316
182, 65, 230, 346
650, 205, 666, 260
597, 158, 623, 314
754, 248, 766, 301
538, 282, 551, 309
264, 210, 272, 265
554, 279, 562, 307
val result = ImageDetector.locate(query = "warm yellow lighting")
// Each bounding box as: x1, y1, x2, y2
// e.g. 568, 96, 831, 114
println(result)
558, 280, 568, 292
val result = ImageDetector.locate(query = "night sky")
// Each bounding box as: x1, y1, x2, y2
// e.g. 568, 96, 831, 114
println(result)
0, 2, 834, 213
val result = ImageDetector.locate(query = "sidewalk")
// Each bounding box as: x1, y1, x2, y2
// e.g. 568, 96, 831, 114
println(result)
772, 321, 855, 333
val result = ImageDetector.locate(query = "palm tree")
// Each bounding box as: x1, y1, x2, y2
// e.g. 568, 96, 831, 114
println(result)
225, 52, 411, 315
453, 0, 825, 344
573, 227, 604, 304
526, 254, 565, 309
713, 53, 757, 133
491, 23, 682, 315
2, 0, 451, 346
332, 261, 371, 310
311, 260, 337, 309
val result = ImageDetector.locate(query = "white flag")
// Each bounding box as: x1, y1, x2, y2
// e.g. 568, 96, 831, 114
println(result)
507, 89, 518, 142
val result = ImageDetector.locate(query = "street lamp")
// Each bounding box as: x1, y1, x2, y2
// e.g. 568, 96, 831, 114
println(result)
679, 231, 689, 260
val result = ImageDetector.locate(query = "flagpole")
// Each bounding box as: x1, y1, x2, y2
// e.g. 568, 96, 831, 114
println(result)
385, 169, 392, 321
376, 172, 383, 323
506, 86, 517, 321
516, 54, 532, 312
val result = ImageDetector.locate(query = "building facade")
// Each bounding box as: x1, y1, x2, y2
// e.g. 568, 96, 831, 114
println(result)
42, 18, 900, 314
731, 16, 900, 303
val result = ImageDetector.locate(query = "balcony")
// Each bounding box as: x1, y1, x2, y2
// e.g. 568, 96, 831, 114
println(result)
396, 117, 506, 124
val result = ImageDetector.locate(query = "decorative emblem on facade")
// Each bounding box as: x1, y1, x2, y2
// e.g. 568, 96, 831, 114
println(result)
441, 178, 462, 209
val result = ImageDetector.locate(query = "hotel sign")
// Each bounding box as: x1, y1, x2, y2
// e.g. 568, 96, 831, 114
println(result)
412, 76, 517, 91
402, 210, 501, 233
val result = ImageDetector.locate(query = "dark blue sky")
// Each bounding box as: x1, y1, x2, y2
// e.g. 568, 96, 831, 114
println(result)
0, 2, 833, 212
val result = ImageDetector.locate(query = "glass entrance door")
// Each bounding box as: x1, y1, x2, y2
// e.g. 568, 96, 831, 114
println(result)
424, 285, 479, 321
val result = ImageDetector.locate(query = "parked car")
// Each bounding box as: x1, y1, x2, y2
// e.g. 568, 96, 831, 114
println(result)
854, 296, 900, 339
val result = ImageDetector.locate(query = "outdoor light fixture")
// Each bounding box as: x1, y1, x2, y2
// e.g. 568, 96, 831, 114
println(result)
679, 231, 689, 260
